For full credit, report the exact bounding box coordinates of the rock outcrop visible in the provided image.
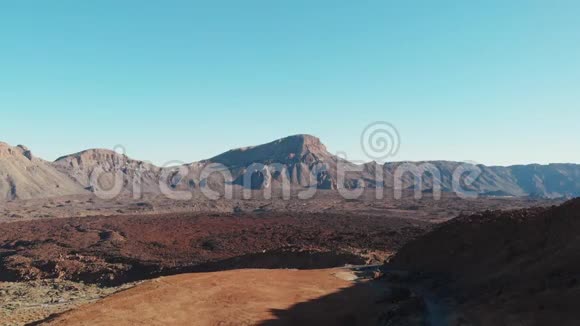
[0,142,87,201]
[53,149,162,196]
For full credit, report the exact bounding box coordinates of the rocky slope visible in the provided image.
[384,161,580,198]
[206,134,371,190]
[53,149,162,196]
[0,142,86,201]
[0,279,134,326]
[389,198,580,325]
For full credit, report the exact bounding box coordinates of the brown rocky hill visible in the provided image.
[50,135,374,196]
[53,149,162,196]
[0,142,86,201]
[206,134,373,190]
[389,198,580,325]
[210,134,331,167]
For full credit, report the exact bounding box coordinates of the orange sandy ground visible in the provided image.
[47,268,385,326]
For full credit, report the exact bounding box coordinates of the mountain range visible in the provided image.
[1,135,579,201]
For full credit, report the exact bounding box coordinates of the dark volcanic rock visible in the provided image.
[388,198,580,325]
[0,211,429,286]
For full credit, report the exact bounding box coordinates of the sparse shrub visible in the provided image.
[201,239,219,251]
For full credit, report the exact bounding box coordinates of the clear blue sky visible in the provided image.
[1,1,579,166]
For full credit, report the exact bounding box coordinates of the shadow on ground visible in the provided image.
[258,279,426,326]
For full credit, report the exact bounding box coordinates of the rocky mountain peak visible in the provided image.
[0,142,87,200]
[276,134,327,157]
[55,148,123,162]
[0,142,33,160]
[209,134,332,167]
[53,149,138,171]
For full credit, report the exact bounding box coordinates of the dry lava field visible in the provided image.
[0,211,428,286]
[0,194,564,325]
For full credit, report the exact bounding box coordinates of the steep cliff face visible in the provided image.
[0,142,87,201]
